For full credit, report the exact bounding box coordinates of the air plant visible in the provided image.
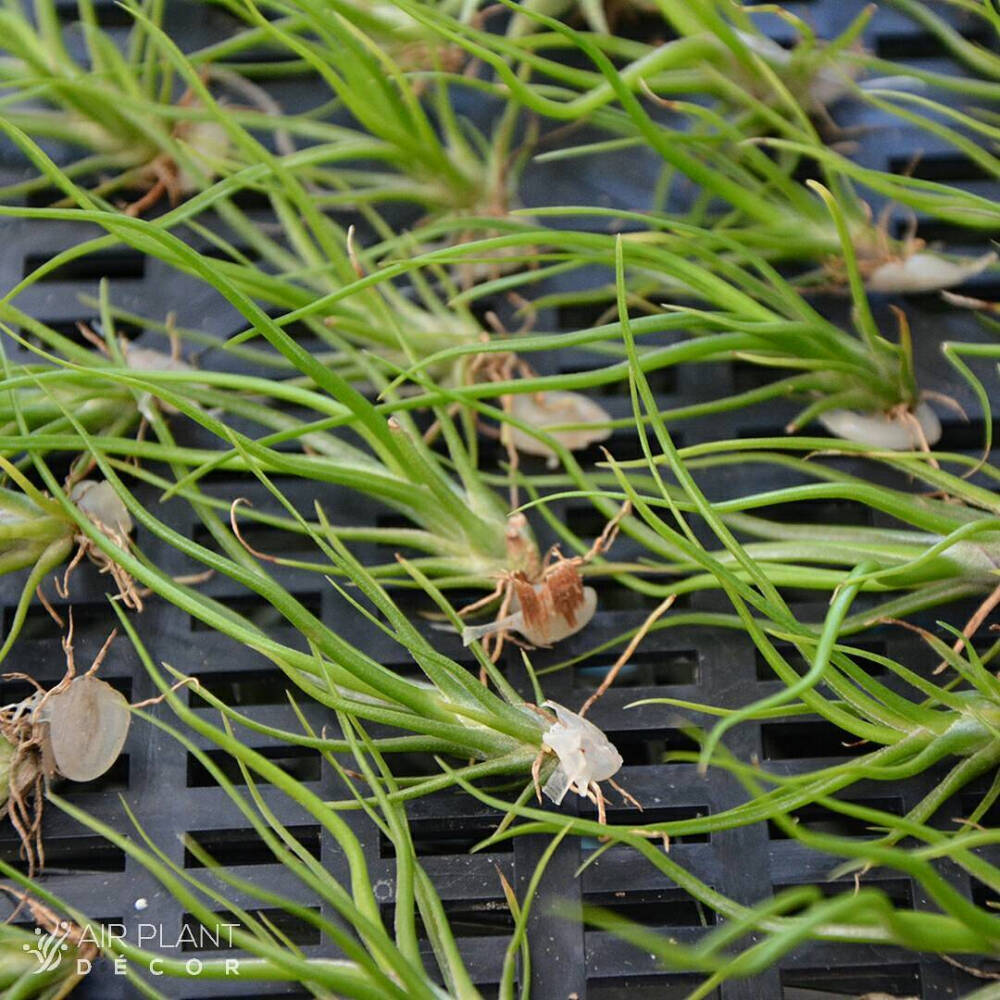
[511,248,998,676]
[0,609,499,998]
[542,436,1000,634]
[621,597,1000,865]
[3,382,551,771]
[0,474,75,605]
[201,0,530,228]
[0,454,148,664]
[0,119,644,656]
[562,272,1000,835]
[436,722,1000,999]
[0,0,302,213]
[405,0,871,118]
[516,0,868,110]
[0,21,529,396]
[0,232,516,592]
[432,346,1000,992]
[0,602,643,997]
[0,335,667,820]
[3,328,534,589]
[0,321,143,454]
[388,201,952,451]
[397,0,999,288]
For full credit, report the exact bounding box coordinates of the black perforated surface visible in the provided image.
[0,1,998,997]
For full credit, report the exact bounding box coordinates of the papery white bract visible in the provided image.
[44,676,131,783]
[866,251,996,294]
[540,701,623,805]
[819,401,941,450]
[507,391,612,468]
[70,480,133,536]
[122,342,195,418]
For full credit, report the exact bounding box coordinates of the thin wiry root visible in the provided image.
[485,583,515,665]
[531,749,545,804]
[942,291,1000,314]
[1,733,45,875]
[607,777,642,812]
[921,390,967,423]
[939,955,1000,981]
[578,593,675,718]
[57,532,142,613]
[879,607,1000,676]
[34,586,64,629]
[133,568,213,601]
[627,826,670,851]
[230,497,282,564]
[123,172,170,217]
[456,581,505,619]
[586,780,607,825]
[131,676,197,710]
[55,541,88,600]
[936,582,1000,675]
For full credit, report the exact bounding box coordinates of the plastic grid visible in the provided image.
[0,1,998,997]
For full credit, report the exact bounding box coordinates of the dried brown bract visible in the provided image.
[461,502,630,661]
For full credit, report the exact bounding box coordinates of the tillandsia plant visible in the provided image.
[1,348,657,819]
[506,0,868,110]
[398,0,999,289]
[624,596,1000,866]
[389,200,954,451]
[197,0,532,229]
[550,285,1000,828]
[0,304,189,448]
[1,316,534,590]
[575,763,1000,999]
[3,391,552,782]
[0,610,504,999]
[513,252,1000,668]
[545,435,1000,631]
[0,453,148,664]
[0,20,534,394]
[0,113,641,652]
[411,315,1000,989]
[0,606,647,998]
[0,0,300,213]
[415,680,1000,999]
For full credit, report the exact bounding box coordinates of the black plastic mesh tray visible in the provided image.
[1,1,998,997]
